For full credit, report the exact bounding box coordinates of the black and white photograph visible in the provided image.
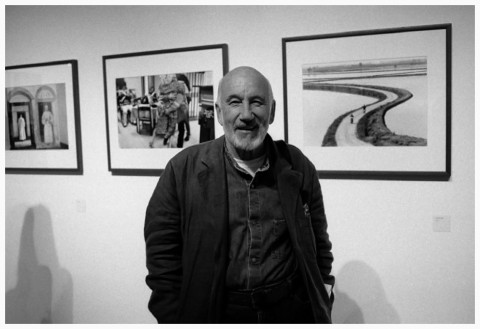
[115,71,215,149]
[6,83,69,150]
[303,56,428,147]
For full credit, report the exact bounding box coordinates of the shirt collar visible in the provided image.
[223,142,270,177]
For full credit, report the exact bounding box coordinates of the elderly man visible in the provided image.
[144,66,334,323]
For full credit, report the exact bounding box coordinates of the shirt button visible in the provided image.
[251,257,258,264]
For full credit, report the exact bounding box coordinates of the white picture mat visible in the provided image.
[5,63,79,169]
[105,48,225,171]
[285,29,447,173]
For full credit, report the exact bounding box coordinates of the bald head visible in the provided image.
[216,66,274,107]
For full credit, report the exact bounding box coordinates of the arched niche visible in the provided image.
[6,88,35,149]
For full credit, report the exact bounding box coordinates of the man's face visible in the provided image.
[216,68,275,158]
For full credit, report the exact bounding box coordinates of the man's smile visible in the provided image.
[235,125,257,131]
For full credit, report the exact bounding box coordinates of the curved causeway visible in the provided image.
[304,83,415,146]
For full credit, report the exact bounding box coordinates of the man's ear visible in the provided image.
[269,100,276,124]
[215,103,224,126]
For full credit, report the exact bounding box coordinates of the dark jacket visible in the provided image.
[145,135,334,323]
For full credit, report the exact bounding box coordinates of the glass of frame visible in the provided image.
[5,60,83,175]
[103,44,229,175]
[283,24,451,181]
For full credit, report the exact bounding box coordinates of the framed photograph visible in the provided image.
[283,24,451,181]
[103,44,229,175]
[5,60,83,175]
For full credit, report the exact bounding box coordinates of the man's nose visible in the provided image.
[239,102,254,120]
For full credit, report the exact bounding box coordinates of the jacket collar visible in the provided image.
[198,134,302,178]
[197,134,303,214]
[200,135,226,170]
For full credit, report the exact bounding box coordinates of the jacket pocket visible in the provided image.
[273,218,287,236]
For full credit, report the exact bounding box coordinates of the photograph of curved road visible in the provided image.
[303,57,428,147]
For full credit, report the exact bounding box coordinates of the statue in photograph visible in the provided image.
[18,114,26,141]
[41,109,54,144]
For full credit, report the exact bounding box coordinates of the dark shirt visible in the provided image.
[224,146,297,291]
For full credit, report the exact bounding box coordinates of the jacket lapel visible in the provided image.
[197,166,226,211]
[270,139,304,245]
[277,164,303,245]
[196,137,229,322]
[196,136,228,247]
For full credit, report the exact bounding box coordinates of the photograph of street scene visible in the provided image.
[116,70,214,149]
[302,56,428,147]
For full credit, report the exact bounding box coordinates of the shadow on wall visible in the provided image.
[332,260,401,324]
[6,205,74,324]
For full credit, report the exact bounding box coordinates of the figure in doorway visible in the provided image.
[18,114,26,141]
[42,109,54,144]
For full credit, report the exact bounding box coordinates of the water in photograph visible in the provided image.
[375,75,427,139]
[302,89,375,146]
[302,74,428,146]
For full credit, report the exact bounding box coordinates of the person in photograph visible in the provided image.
[117,86,136,127]
[174,81,189,148]
[150,74,189,148]
[176,73,192,143]
[149,93,177,148]
[144,66,334,324]
[198,104,215,143]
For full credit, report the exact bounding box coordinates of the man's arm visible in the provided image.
[144,162,183,323]
[305,160,335,289]
[164,93,185,115]
[284,142,335,291]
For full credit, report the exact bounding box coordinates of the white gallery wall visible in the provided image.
[4,5,475,324]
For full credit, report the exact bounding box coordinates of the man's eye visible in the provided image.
[229,100,241,106]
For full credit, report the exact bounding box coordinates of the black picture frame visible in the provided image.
[5,60,83,175]
[282,24,451,181]
[103,44,229,176]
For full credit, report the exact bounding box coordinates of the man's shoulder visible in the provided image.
[271,138,315,171]
[169,137,223,165]
[283,141,304,157]
[272,138,306,161]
